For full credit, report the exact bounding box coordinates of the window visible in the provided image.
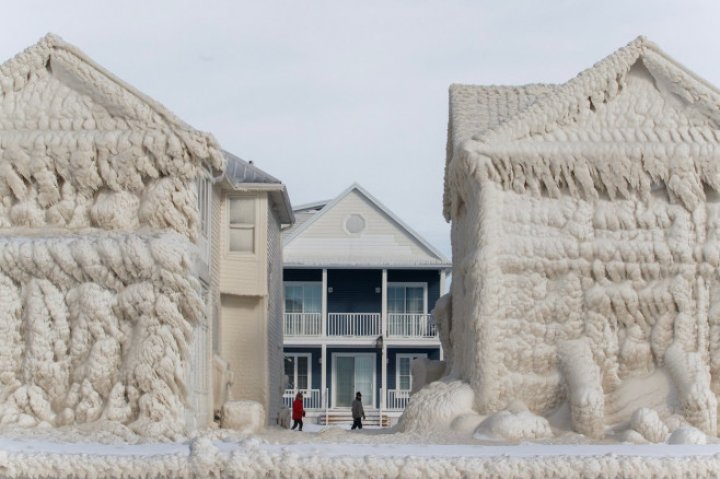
[228,196,255,253]
[284,282,322,314]
[388,283,427,314]
[284,353,311,391]
[396,353,427,391]
[196,176,211,241]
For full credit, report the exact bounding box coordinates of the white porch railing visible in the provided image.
[327,313,381,337]
[284,313,322,336]
[387,314,437,338]
[385,389,411,410]
[282,389,323,409]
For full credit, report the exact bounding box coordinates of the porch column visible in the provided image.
[321,269,328,338]
[321,344,327,408]
[439,269,446,295]
[381,269,388,410]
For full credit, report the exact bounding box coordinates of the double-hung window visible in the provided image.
[228,196,255,253]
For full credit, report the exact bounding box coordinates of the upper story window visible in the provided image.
[228,196,256,253]
[388,283,427,314]
[284,282,322,314]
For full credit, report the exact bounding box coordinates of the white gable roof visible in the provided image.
[445,36,720,218]
[283,184,450,268]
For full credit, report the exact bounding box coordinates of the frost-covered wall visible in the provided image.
[0,34,224,439]
[422,36,720,441]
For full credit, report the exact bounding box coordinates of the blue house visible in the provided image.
[281,184,451,424]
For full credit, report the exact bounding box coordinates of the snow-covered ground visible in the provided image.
[2,425,720,478]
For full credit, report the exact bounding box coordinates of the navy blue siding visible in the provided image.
[327,270,382,313]
[284,269,322,282]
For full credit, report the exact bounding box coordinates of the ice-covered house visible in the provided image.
[0,34,292,439]
[282,184,450,424]
[213,151,293,424]
[440,36,720,438]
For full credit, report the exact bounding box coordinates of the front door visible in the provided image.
[333,353,375,408]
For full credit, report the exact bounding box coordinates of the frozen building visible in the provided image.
[282,184,450,425]
[440,36,720,438]
[0,34,292,440]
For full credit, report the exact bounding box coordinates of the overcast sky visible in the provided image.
[2,1,719,258]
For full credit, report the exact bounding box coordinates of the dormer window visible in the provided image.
[229,196,256,253]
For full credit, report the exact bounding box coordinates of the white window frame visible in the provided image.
[283,281,322,314]
[396,353,427,392]
[331,352,376,409]
[285,353,312,392]
[227,195,257,255]
[387,282,428,314]
[195,173,212,261]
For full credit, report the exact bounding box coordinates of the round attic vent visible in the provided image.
[344,214,366,235]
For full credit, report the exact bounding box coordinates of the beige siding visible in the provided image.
[266,203,284,422]
[285,189,440,265]
[219,193,268,296]
[221,294,268,406]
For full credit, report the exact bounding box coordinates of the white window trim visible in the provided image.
[331,352,376,409]
[387,282,428,314]
[396,353,427,392]
[226,194,258,256]
[285,353,313,392]
[283,281,322,314]
[195,173,212,261]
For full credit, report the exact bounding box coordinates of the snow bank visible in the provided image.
[221,401,265,433]
[474,407,553,442]
[630,408,668,443]
[396,380,476,434]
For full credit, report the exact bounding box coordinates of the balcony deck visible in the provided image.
[283,312,438,340]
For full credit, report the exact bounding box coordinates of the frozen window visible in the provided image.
[196,176,211,240]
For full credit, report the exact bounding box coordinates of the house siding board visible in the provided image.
[219,193,267,296]
[285,189,443,267]
[266,199,284,422]
[284,269,322,282]
[327,269,382,313]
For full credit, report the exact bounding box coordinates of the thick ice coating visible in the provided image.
[403,36,720,441]
[0,34,224,439]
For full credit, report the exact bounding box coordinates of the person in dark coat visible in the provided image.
[291,392,305,431]
[351,391,365,430]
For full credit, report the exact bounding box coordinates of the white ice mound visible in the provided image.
[629,408,668,443]
[668,426,707,445]
[474,406,553,442]
[396,380,474,434]
[221,400,265,433]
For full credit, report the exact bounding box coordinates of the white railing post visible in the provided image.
[325,387,329,426]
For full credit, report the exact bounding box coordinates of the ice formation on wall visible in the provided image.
[401,36,720,442]
[0,34,224,439]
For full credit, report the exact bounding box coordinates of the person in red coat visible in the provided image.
[291,392,305,431]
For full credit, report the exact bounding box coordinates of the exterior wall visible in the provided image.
[220,294,267,405]
[284,269,322,282]
[219,192,268,296]
[266,200,284,422]
[285,189,440,266]
[327,270,383,313]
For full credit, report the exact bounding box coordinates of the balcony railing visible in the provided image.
[385,389,411,410]
[282,389,323,409]
[284,313,322,337]
[327,313,381,337]
[387,314,436,338]
[284,312,438,338]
